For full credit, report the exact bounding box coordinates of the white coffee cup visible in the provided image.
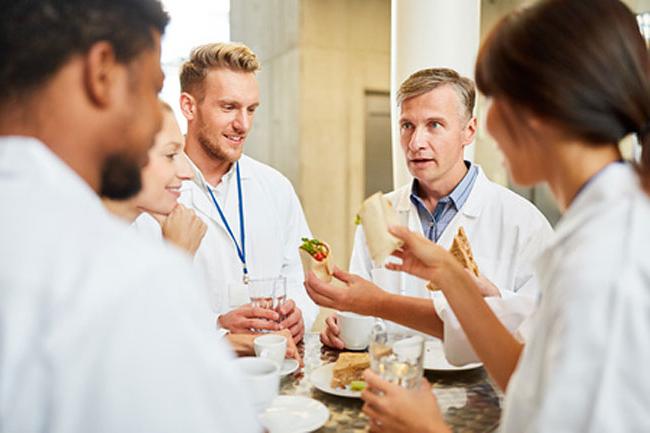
[254,334,287,368]
[236,357,280,412]
[336,311,375,350]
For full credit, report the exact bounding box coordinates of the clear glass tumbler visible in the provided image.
[369,320,425,389]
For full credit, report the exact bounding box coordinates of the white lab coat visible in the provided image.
[0,137,260,433]
[176,154,318,330]
[501,163,650,432]
[350,166,553,364]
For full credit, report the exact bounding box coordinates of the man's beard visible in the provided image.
[197,129,233,162]
[99,154,142,200]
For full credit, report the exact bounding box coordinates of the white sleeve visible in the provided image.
[435,218,552,366]
[503,258,650,433]
[81,255,261,433]
[281,186,319,331]
[349,225,373,279]
[433,293,537,365]
[131,212,163,239]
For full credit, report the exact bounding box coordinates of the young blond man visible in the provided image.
[176,43,318,342]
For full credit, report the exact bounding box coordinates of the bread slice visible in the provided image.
[449,227,479,277]
[330,352,370,389]
[427,226,479,291]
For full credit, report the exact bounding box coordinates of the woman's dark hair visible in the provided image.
[476,0,650,192]
[0,0,169,103]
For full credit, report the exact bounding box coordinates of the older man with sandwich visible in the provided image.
[307,68,552,365]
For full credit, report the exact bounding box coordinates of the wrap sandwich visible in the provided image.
[299,237,333,282]
[356,192,404,266]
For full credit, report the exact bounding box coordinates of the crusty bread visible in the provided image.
[427,226,479,291]
[330,352,370,389]
[449,227,479,277]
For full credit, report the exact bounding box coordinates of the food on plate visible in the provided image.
[299,237,333,282]
[349,380,367,391]
[357,192,404,265]
[330,352,370,389]
[427,226,479,291]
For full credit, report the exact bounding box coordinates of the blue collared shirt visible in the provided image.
[410,162,478,242]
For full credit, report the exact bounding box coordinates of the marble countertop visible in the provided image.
[280,333,502,432]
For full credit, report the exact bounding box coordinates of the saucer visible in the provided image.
[280,358,300,376]
[259,395,329,433]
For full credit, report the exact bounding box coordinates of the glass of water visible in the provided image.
[369,320,425,389]
[248,276,287,327]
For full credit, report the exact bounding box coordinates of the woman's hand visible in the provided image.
[468,271,501,297]
[158,204,207,255]
[361,369,451,433]
[386,225,459,287]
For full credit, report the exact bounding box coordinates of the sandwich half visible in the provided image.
[427,226,479,291]
[331,352,370,389]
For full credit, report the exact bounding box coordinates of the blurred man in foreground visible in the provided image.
[0,1,259,432]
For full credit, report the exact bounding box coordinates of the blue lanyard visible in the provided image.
[206,162,248,283]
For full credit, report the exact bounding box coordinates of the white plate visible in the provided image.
[259,395,329,433]
[423,339,482,371]
[281,359,300,376]
[309,363,362,398]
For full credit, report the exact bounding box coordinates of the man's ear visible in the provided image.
[180,92,197,121]
[83,41,121,108]
[462,116,478,146]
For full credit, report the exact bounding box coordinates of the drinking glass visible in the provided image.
[369,320,425,389]
[248,276,287,330]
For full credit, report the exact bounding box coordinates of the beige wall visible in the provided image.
[299,0,391,272]
[232,0,390,272]
[232,0,390,330]
[230,0,302,185]
[473,0,522,186]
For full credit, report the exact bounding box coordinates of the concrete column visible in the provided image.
[390,0,481,188]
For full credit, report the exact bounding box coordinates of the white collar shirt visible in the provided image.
[177,154,319,330]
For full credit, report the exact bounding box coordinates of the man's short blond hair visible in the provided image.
[180,42,260,99]
[397,68,476,121]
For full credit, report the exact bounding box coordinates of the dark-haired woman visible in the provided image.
[360,1,650,432]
